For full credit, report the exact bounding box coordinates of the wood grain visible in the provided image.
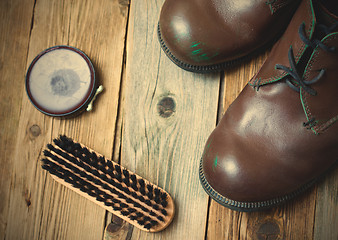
[1,0,337,239]
[314,166,338,240]
[0,0,35,238]
[119,0,220,239]
[3,0,129,239]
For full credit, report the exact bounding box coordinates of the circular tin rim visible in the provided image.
[25,45,96,117]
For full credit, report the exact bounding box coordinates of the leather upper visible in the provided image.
[201,0,338,203]
[159,0,300,66]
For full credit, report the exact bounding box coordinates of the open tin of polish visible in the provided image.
[26,45,103,117]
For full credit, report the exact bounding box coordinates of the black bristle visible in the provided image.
[138,179,145,188]
[111,198,121,204]
[161,200,168,208]
[93,178,102,185]
[109,188,118,195]
[82,147,90,156]
[41,164,49,170]
[79,170,86,177]
[157,216,164,222]
[74,151,82,158]
[114,182,123,190]
[85,191,96,197]
[106,160,114,170]
[131,192,138,199]
[91,169,100,177]
[154,196,161,204]
[133,202,141,208]
[59,135,69,142]
[108,170,115,184]
[83,164,92,172]
[137,220,145,226]
[115,173,122,182]
[128,208,136,213]
[140,188,146,195]
[99,173,108,182]
[153,204,159,210]
[102,193,111,200]
[98,164,106,172]
[86,174,94,181]
[117,193,126,199]
[122,178,130,186]
[104,201,114,207]
[140,206,149,212]
[122,187,131,195]
[93,188,101,195]
[131,183,138,191]
[64,176,72,184]
[143,216,151,222]
[90,152,98,160]
[122,169,129,178]
[161,192,168,200]
[150,220,158,226]
[144,223,152,229]
[74,143,81,150]
[146,185,153,193]
[115,165,121,174]
[136,212,143,218]
[119,203,128,208]
[80,186,89,193]
[54,172,65,178]
[146,191,153,200]
[41,158,49,164]
[149,211,156,217]
[65,145,72,153]
[98,156,106,165]
[113,206,122,211]
[138,196,145,202]
[129,215,137,221]
[130,174,137,183]
[161,209,168,216]
[43,149,51,156]
[121,211,129,216]
[154,188,160,196]
[145,200,152,207]
[96,196,105,202]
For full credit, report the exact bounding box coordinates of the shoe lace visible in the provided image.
[275,22,337,96]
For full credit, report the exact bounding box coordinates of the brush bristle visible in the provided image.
[41,135,174,232]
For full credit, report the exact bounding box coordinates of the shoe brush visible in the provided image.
[41,135,175,232]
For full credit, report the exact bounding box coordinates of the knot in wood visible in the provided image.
[256,220,280,240]
[157,97,176,118]
[29,124,41,137]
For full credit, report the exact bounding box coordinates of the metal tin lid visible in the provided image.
[26,45,99,117]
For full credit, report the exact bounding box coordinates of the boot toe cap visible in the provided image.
[158,0,231,66]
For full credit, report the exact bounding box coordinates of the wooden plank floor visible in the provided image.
[0,0,337,239]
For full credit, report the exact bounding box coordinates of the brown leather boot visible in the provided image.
[199,0,338,211]
[158,0,301,73]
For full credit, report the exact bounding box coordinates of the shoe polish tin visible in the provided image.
[25,45,102,117]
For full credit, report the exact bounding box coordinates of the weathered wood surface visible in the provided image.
[0,0,35,238]
[0,0,337,239]
[1,0,128,239]
[117,0,220,238]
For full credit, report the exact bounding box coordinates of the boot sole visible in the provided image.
[198,157,318,212]
[157,23,278,74]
